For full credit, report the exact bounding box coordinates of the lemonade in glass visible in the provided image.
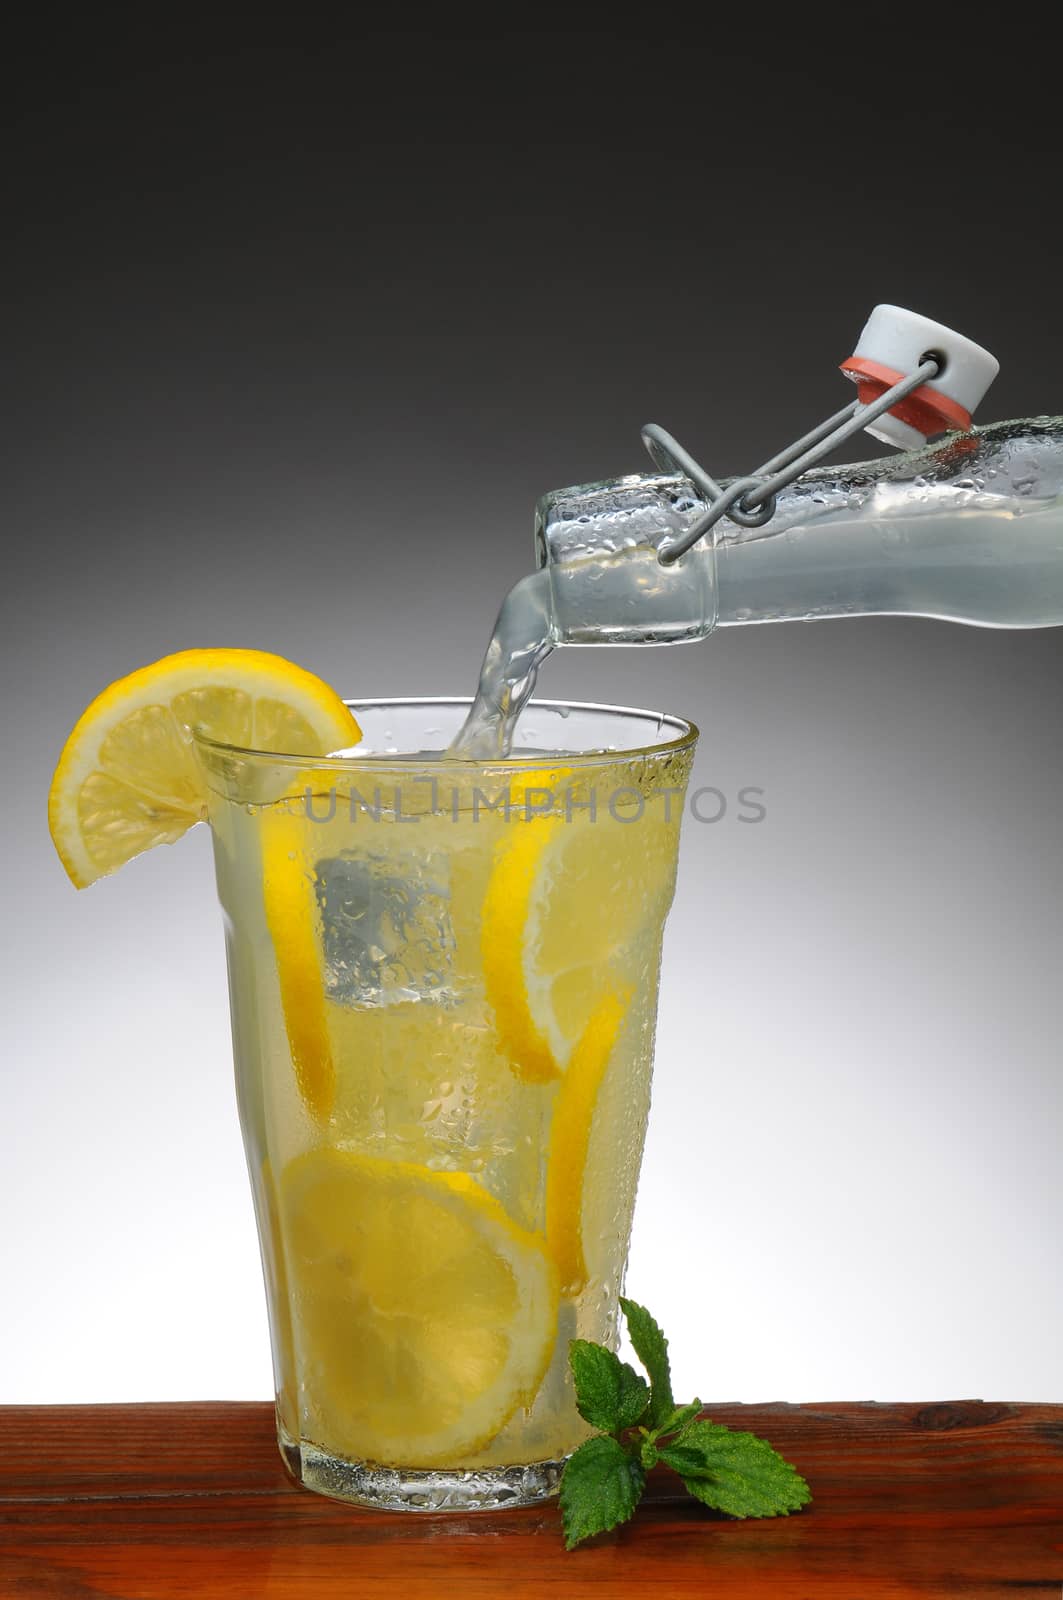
[195,697,696,1509]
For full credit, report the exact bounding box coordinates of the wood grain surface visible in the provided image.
[1,1399,1061,1597]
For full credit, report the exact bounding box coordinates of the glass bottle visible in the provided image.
[535,417,1063,643]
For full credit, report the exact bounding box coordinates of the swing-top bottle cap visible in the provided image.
[841,305,999,449]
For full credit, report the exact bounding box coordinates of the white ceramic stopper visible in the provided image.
[842,304,1000,448]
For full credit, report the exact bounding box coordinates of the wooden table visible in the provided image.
[1,1400,1060,1597]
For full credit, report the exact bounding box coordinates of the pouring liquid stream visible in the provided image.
[447,570,556,759]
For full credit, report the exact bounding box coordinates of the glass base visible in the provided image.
[279,1426,565,1511]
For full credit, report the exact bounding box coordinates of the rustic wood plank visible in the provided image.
[1,1400,1061,1598]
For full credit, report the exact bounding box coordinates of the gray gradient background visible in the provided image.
[5,23,1061,1405]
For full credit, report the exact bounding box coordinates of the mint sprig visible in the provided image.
[618,1295,673,1425]
[559,1298,812,1550]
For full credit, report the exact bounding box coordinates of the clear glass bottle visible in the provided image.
[534,417,1063,642]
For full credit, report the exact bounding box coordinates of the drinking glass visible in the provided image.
[195,698,697,1510]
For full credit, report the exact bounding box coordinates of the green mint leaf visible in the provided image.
[619,1297,673,1426]
[569,1340,651,1434]
[652,1399,703,1441]
[559,1435,646,1550]
[666,1423,812,1519]
[657,1441,717,1477]
[639,1436,659,1470]
[659,1418,730,1456]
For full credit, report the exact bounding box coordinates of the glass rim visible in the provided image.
[190,695,699,770]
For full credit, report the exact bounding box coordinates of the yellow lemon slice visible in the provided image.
[48,648,361,888]
[280,1147,559,1467]
[481,790,675,1292]
[545,986,631,1296]
[481,815,566,1084]
[481,801,676,1082]
[261,809,336,1124]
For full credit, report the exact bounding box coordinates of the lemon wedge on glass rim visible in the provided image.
[48,647,362,888]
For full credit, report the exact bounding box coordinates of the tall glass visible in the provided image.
[195,699,697,1511]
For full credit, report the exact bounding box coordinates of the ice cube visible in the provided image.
[314,851,455,1006]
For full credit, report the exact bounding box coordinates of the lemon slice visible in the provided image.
[481,804,676,1082]
[545,986,630,1296]
[280,1148,559,1467]
[261,810,335,1124]
[48,648,361,888]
